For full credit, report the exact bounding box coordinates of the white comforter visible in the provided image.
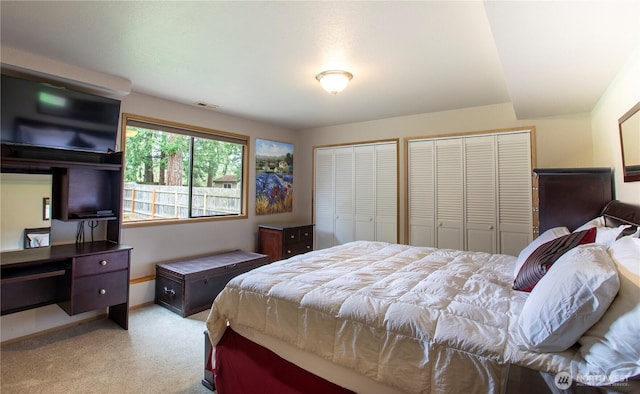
[206,241,578,393]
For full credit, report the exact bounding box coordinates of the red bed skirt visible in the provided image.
[209,327,355,394]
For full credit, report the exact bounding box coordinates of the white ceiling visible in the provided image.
[1,1,639,130]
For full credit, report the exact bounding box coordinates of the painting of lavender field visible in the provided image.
[256,139,293,215]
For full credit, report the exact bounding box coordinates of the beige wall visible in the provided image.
[591,44,640,204]
[298,103,594,243]
[0,174,52,251]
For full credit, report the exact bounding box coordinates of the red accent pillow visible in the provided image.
[513,227,596,292]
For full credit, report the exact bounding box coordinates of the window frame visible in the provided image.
[120,113,249,228]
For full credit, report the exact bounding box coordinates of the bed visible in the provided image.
[205,200,640,393]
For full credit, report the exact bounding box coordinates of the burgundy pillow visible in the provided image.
[513,227,596,292]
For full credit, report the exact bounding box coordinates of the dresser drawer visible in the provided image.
[283,228,300,242]
[283,226,314,244]
[74,250,129,277]
[298,226,313,242]
[284,242,313,258]
[71,270,129,314]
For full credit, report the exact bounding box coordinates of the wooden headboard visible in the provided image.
[535,168,614,233]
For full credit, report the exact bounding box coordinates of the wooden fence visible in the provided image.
[123,184,241,220]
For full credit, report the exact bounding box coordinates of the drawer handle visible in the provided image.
[100,260,108,266]
[290,235,295,239]
[99,289,106,295]
[306,245,311,249]
[304,232,309,236]
[287,250,292,254]
[163,287,175,296]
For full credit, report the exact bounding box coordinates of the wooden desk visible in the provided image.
[1,241,132,329]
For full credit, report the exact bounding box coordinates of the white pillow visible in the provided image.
[514,227,569,277]
[517,244,620,352]
[594,225,631,247]
[574,216,606,231]
[27,233,50,247]
[573,216,631,247]
[579,236,640,380]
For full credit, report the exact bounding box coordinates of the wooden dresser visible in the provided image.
[258,222,314,263]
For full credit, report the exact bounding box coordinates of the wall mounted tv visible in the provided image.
[1,73,121,154]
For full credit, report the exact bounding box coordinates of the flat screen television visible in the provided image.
[1,73,121,154]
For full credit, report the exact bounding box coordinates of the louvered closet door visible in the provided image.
[354,145,375,241]
[465,136,497,253]
[314,148,335,250]
[435,138,464,250]
[374,143,398,243]
[334,147,355,245]
[407,140,435,246]
[497,132,532,256]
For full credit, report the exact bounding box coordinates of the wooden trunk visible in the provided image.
[155,250,268,317]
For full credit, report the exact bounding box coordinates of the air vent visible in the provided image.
[194,102,219,110]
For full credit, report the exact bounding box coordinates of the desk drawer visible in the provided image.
[71,270,128,314]
[74,250,129,277]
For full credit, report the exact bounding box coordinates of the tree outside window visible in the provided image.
[122,114,248,224]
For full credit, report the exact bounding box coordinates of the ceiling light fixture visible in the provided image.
[316,70,353,94]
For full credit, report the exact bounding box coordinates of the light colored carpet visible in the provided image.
[1,304,215,394]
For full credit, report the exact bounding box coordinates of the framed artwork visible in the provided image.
[255,139,293,215]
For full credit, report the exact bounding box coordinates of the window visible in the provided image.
[122,114,248,224]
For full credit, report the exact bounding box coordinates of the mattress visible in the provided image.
[206,241,580,393]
